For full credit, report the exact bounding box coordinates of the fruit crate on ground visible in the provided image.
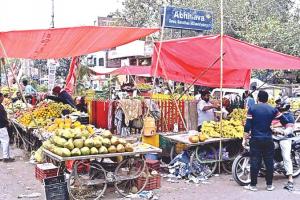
[137,175,161,191]
[146,159,160,171]
[35,163,58,182]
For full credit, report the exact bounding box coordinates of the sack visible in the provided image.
[132,117,144,129]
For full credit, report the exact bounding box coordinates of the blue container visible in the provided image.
[144,153,159,160]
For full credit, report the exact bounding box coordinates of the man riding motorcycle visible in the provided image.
[272,102,295,191]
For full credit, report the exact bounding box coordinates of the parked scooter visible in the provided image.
[232,134,300,186]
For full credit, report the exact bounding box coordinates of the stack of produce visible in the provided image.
[5,100,28,117]
[42,130,134,157]
[136,83,152,91]
[268,98,276,107]
[17,102,76,128]
[291,100,300,111]
[151,93,194,100]
[188,133,209,143]
[44,118,95,136]
[201,119,244,139]
[228,108,247,124]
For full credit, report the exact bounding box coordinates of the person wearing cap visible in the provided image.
[46,86,76,108]
[197,90,218,132]
[272,102,295,191]
[0,93,14,162]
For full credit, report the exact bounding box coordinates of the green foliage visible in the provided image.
[113,0,300,84]
[112,0,299,55]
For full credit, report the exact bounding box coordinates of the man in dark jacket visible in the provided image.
[46,86,76,108]
[0,93,14,162]
[243,90,288,191]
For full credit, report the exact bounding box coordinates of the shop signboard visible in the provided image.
[47,59,58,91]
[161,6,213,31]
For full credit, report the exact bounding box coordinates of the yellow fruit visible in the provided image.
[64,123,71,129]
[189,135,199,143]
[54,118,63,125]
[80,125,86,130]
[199,133,209,142]
[58,122,64,129]
[64,118,72,124]
[73,121,81,128]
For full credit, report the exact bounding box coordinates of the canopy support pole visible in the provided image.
[151,36,188,131]
[0,39,39,127]
[218,0,225,174]
[0,41,29,108]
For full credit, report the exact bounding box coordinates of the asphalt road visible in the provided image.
[0,147,299,200]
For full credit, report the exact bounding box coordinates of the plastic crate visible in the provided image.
[65,160,90,173]
[35,163,58,182]
[137,175,161,191]
[146,160,160,171]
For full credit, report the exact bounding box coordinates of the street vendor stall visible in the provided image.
[150,33,300,179]
[43,142,161,199]
[0,25,164,198]
[161,132,241,176]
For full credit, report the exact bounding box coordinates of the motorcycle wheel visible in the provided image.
[232,155,251,186]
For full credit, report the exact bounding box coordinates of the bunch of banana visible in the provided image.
[291,100,300,112]
[201,119,244,139]
[268,98,276,107]
[229,108,247,124]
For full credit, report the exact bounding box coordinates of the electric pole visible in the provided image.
[51,0,55,28]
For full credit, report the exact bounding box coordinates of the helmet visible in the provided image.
[279,103,291,112]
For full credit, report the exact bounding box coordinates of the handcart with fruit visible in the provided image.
[43,142,162,200]
[162,132,242,176]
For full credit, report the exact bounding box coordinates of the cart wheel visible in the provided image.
[170,144,191,162]
[57,162,66,175]
[68,161,107,200]
[170,145,176,161]
[190,145,218,177]
[114,157,148,197]
[221,161,232,174]
[222,142,243,174]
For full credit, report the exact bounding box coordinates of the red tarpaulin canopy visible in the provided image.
[152,35,300,88]
[111,66,151,76]
[89,66,151,76]
[0,26,159,59]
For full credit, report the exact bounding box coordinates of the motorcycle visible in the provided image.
[232,133,300,186]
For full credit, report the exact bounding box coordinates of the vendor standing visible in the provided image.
[0,93,14,162]
[197,90,219,132]
[46,86,76,108]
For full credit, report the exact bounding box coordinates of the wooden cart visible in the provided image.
[162,133,242,176]
[43,143,162,200]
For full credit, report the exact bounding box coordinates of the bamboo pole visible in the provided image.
[0,41,29,109]
[0,40,39,127]
[218,0,224,174]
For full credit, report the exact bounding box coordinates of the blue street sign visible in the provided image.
[161,6,213,31]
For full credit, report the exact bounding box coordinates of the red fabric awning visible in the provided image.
[151,34,300,88]
[89,66,151,76]
[89,67,117,75]
[111,66,151,76]
[0,26,159,59]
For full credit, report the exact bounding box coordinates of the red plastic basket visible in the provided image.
[35,163,58,182]
[137,175,161,191]
[146,160,160,171]
[65,160,90,173]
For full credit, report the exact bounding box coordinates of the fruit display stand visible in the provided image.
[42,143,162,199]
[161,132,242,176]
[11,119,43,151]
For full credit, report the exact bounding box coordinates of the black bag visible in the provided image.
[131,117,144,129]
